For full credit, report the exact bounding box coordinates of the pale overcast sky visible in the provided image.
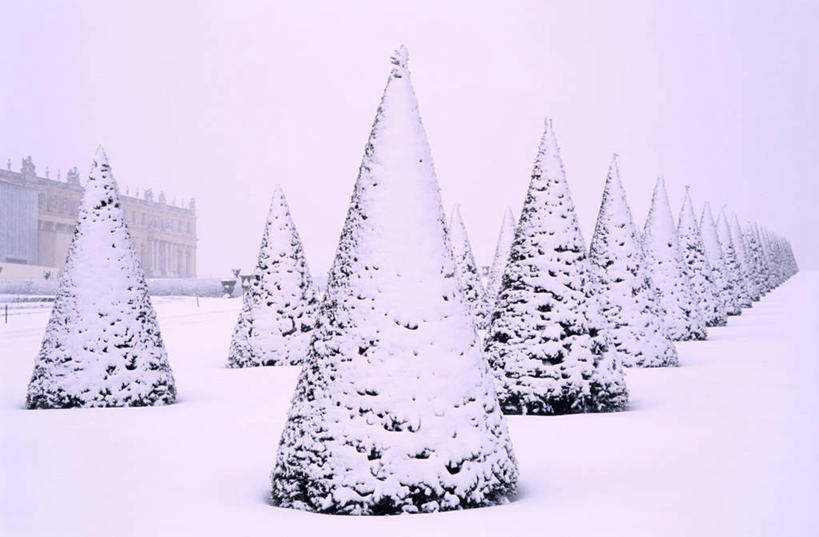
[1,0,817,276]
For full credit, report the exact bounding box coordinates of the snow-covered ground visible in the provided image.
[1,273,817,536]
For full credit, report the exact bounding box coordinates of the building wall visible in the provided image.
[0,180,39,265]
[0,158,197,278]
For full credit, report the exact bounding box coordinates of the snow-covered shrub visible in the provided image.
[227,187,318,367]
[271,47,518,515]
[588,156,678,367]
[642,178,707,341]
[449,204,488,329]
[742,222,770,296]
[484,120,628,415]
[483,208,515,320]
[730,213,761,302]
[716,208,752,309]
[700,203,741,315]
[677,188,726,327]
[26,147,176,409]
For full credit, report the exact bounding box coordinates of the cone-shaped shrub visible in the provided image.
[743,222,770,296]
[449,204,489,329]
[227,186,318,367]
[483,208,516,317]
[271,47,518,515]
[783,238,799,277]
[700,203,741,315]
[717,209,752,308]
[730,213,761,302]
[642,178,707,341]
[759,227,781,290]
[484,120,628,415]
[677,188,726,327]
[26,147,176,409]
[588,156,678,367]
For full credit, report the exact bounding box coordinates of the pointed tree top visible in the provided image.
[268,184,293,221]
[390,45,409,77]
[450,202,463,222]
[94,145,108,165]
[504,205,515,225]
[532,117,567,183]
[644,176,678,249]
[680,186,695,218]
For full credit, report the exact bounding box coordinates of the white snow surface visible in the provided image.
[2,273,817,536]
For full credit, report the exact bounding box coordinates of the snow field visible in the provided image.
[2,272,817,536]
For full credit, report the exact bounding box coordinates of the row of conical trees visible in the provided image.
[25,48,797,516]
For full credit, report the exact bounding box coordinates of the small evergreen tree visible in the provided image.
[227,186,318,367]
[677,188,725,326]
[26,147,176,409]
[484,120,628,415]
[700,202,740,315]
[642,178,707,341]
[588,155,678,367]
[784,238,799,277]
[716,209,752,308]
[730,213,761,302]
[271,47,518,515]
[449,204,489,329]
[483,207,516,318]
[743,222,770,296]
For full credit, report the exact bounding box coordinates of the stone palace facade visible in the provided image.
[0,156,197,278]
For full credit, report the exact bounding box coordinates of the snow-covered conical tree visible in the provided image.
[730,213,761,302]
[227,186,318,367]
[743,222,770,296]
[484,120,628,415]
[483,207,516,317]
[271,47,518,515]
[449,204,489,329]
[677,188,726,327]
[717,208,752,308]
[784,238,799,277]
[700,203,741,316]
[759,227,781,290]
[642,178,707,341]
[588,155,677,368]
[26,147,176,409]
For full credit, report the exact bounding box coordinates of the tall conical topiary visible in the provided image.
[759,226,781,290]
[700,202,741,315]
[677,188,726,327]
[271,47,518,515]
[227,186,318,367]
[449,204,489,329]
[743,222,770,296]
[588,155,678,367]
[26,147,176,409]
[716,208,751,308]
[783,238,798,278]
[730,213,761,302]
[483,207,516,317]
[642,178,707,341]
[484,120,628,415]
